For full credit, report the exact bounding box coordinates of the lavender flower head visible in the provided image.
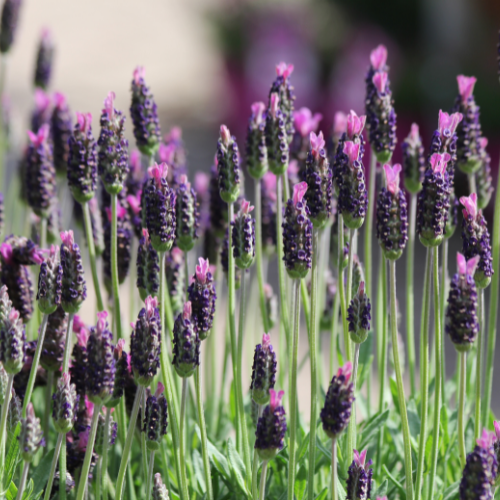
[131,296,161,386]
[0,307,25,374]
[445,253,479,352]
[137,228,160,301]
[20,403,44,462]
[265,92,289,176]
[52,372,78,434]
[94,410,117,455]
[143,382,168,451]
[376,163,408,260]
[37,244,62,314]
[40,305,66,372]
[153,474,170,500]
[328,111,347,163]
[320,361,354,440]
[416,153,451,247]
[60,230,87,313]
[70,318,89,398]
[291,107,322,171]
[246,102,268,179]
[25,124,57,217]
[68,112,97,203]
[402,123,425,194]
[130,66,161,156]
[452,75,482,174]
[0,0,22,53]
[232,199,255,269]
[268,62,295,144]
[250,333,277,406]
[31,88,52,132]
[460,193,493,289]
[34,28,54,90]
[217,125,241,203]
[172,301,200,378]
[282,182,313,279]
[476,137,493,210]
[303,131,333,229]
[459,429,498,500]
[255,389,287,461]
[429,110,463,166]
[166,247,185,317]
[175,174,200,251]
[2,235,43,266]
[346,449,373,500]
[98,91,129,194]
[187,257,216,340]
[105,338,129,408]
[348,282,371,344]
[494,422,500,482]
[51,92,72,177]
[144,162,176,253]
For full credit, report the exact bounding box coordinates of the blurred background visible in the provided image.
[3,0,500,413]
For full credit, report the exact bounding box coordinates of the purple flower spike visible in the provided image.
[265,92,289,176]
[261,173,277,255]
[255,388,287,461]
[70,318,89,399]
[60,230,87,313]
[294,108,322,139]
[98,91,129,195]
[175,174,200,252]
[20,403,44,462]
[346,449,373,500]
[37,244,62,314]
[476,137,493,210]
[268,61,295,145]
[34,28,54,90]
[172,301,200,378]
[153,474,169,500]
[136,229,160,302]
[52,372,78,434]
[250,333,277,406]
[208,162,228,238]
[94,409,117,455]
[0,306,25,374]
[2,235,43,266]
[31,89,52,132]
[51,92,72,177]
[25,123,57,218]
[321,361,354,440]
[246,102,268,180]
[370,45,387,71]
[232,199,255,269]
[402,123,425,194]
[40,305,66,372]
[105,338,129,408]
[460,193,493,289]
[131,296,161,386]
[0,0,22,53]
[217,125,241,203]
[348,282,371,343]
[142,382,168,451]
[68,111,97,203]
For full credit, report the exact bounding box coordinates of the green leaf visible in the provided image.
[407,400,421,439]
[372,479,388,498]
[30,449,55,500]
[314,487,328,500]
[389,378,400,416]
[192,449,205,494]
[296,432,310,464]
[382,465,406,499]
[336,334,344,368]
[442,480,459,500]
[195,427,231,480]
[3,423,21,488]
[5,481,17,500]
[358,409,390,451]
[336,475,346,499]
[294,464,307,500]
[22,478,34,500]
[226,438,249,497]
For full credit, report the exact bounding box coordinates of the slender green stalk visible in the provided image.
[287,280,300,500]
[62,314,75,374]
[329,287,340,377]
[428,248,442,500]
[22,313,49,416]
[468,173,476,195]
[482,159,500,428]
[96,458,102,500]
[83,201,104,312]
[414,248,432,500]
[195,366,213,500]
[44,433,64,500]
[43,371,54,445]
[389,259,413,500]
[101,407,111,500]
[458,352,467,468]
[59,437,67,500]
[180,378,188,495]
[145,451,155,500]
[475,290,484,440]
[115,386,144,500]
[406,194,417,396]
[111,194,122,341]
[346,343,361,471]
[346,229,356,305]
[337,214,352,364]
[0,373,14,482]
[365,151,376,303]
[252,404,263,500]
[255,179,270,332]
[440,239,448,400]
[331,439,337,500]
[14,462,29,500]
[259,461,269,500]
[141,390,149,477]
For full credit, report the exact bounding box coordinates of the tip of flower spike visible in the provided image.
[61,372,71,385]
[262,333,271,348]
[337,361,352,383]
[269,93,279,120]
[0,243,13,264]
[53,92,67,109]
[76,327,90,346]
[26,402,35,418]
[251,102,266,125]
[148,162,168,186]
[459,193,478,219]
[27,124,50,147]
[457,253,480,277]
[358,281,365,296]
[73,315,86,333]
[179,174,190,188]
[310,131,325,158]
[276,62,294,79]
[479,136,488,150]
[294,108,322,138]
[438,110,463,138]
[0,285,8,298]
[31,247,44,265]
[126,194,141,215]
[346,110,366,138]
[457,75,477,102]
[76,112,92,134]
[165,126,182,143]
[373,71,388,94]
[115,339,125,357]
[429,153,451,176]
[171,247,183,264]
[96,311,108,333]
[333,111,347,136]
[130,149,141,172]
[494,421,500,439]
[103,91,116,119]
[196,258,210,284]
[343,141,360,166]
[194,172,209,196]
[34,88,51,111]
[60,230,74,247]
[410,123,419,141]
[353,449,368,467]
[269,389,284,411]
[370,44,387,71]
[293,182,308,206]
[155,382,165,397]
[383,163,401,195]
[476,428,495,449]
[133,66,145,84]
[183,301,192,320]
[240,199,254,215]
[145,296,159,318]
[262,172,277,192]
[8,308,19,323]
[141,228,150,242]
[77,429,90,452]
[220,125,231,147]
[158,143,175,164]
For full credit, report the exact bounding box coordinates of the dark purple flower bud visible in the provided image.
[153,474,170,500]
[460,193,493,289]
[33,28,54,90]
[0,306,25,375]
[7,388,21,433]
[265,93,289,176]
[143,382,168,451]
[217,125,241,203]
[494,422,500,477]
[402,123,425,194]
[220,228,242,290]
[320,361,354,439]
[105,339,129,408]
[144,162,176,253]
[282,182,313,279]
[172,302,200,378]
[255,388,287,461]
[166,247,185,317]
[98,91,129,195]
[130,67,161,156]
[85,311,115,404]
[20,403,44,462]
[25,124,57,218]
[13,340,42,400]
[52,372,78,434]
[37,245,62,314]
[94,410,117,455]
[131,296,161,386]
[417,153,451,247]
[250,333,276,406]
[0,0,22,53]
[60,231,87,313]
[459,429,498,500]
[327,111,347,165]
[30,89,52,132]
[268,62,295,144]
[348,282,371,344]
[194,172,210,237]
[346,449,374,500]
[187,258,216,340]
[67,111,97,203]
[264,284,278,330]
[40,305,66,372]
[175,174,199,252]
[126,150,145,197]
[209,163,228,238]
[246,102,268,180]
[137,229,159,302]
[2,235,43,266]
[0,284,11,327]
[70,319,89,399]
[261,173,277,255]
[232,199,255,269]
[476,137,493,210]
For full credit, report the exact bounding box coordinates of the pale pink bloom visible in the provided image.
[195,257,210,284]
[27,124,50,147]
[383,163,402,195]
[370,45,387,71]
[459,192,478,220]
[457,75,476,102]
[276,62,294,79]
[347,110,366,139]
[269,388,285,411]
[293,182,308,206]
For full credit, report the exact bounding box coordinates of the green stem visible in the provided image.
[331,439,337,500]
[22,313,49,416]
[252,405,263,500]
[0,373,14,483]
[364,150,376,302]
[180,378,188,495]
[337,214,352,364]
[145,451,155,500]
[389,259,413,500]
[329,286,340,378]
[406,193,417,396]
[83,201,105,312]
[458,352,467,468]
[43,371,53,445]
[62,313,75,374]
[59,437,67,500]
[195,366,213,500]
[427,248,442,500]
[43,433,64,500]
[346,343,360,470]
[440,239,448,400]
[96,457,102,500]
[255,179,270,332]
[101,407,110,500]
[414,248,432,500]
[468,173,476,195]
[474,289,484,440]
[115,386,144,500]
[346,229,356,303]
[259,461,268,500]
[141,390,149,477]
[14,461,29,500]
[111,193,122,341]
[287,280,300,500]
